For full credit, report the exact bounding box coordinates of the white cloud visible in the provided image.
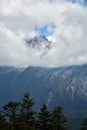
[0,0,87,67]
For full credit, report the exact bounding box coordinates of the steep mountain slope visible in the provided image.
[0,64,87,113]
[68,110,87,130]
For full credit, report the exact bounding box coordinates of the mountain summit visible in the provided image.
[25,36,54,57]
[25,36,53,50]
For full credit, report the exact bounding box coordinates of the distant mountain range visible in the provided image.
[0,64,87,113]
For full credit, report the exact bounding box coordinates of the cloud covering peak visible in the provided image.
[0,0,87,67]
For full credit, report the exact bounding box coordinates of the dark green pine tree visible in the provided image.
[3,101,20,130]
[37,104,51,130]
[81,118,87,130]
[0,111,9,130]
[20,92,36,129]
[50,106,68,130]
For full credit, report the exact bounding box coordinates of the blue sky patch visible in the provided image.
[34,24,56,37]
[67,0,87,6]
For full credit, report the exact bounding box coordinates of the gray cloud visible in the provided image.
[0,0,87,67]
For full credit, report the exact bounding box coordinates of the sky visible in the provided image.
[0,0,87,68]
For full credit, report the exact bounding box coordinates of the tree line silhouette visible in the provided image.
[0,92,87,130]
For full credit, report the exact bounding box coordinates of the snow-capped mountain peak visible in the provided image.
[25,36,54,57]
[25,36,53,50]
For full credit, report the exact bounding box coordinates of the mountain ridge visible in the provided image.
[0,64,87,112]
